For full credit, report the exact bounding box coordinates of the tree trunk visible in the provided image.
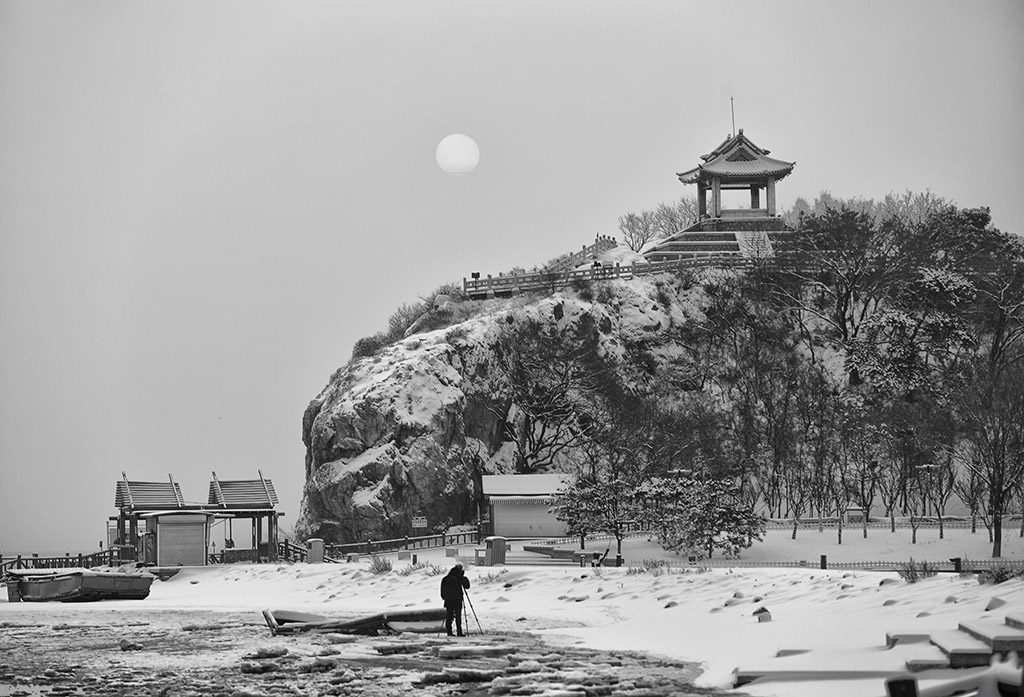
[992,511,1003,558]
[890,511,896,533]
[938,512,944,540]
[791,518,799,540]
[837,522,843,545]
[971,514,977,534]
[862,517,868,539]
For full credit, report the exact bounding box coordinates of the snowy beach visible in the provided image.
[3,528,1022,697]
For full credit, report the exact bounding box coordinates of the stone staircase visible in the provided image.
[887,612,1024,670]
[734,613,1024,690]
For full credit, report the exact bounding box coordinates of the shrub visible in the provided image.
[569,276,594,301]
[368,555,393,574]
[423,563,447,576]
[897,558,937,583]
[476,569,509,585]
[977,565,1024,585]
[351,332,388,359]
[626,558,672,575]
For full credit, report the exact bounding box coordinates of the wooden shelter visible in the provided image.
[111,470,283,566]
[207,470,281,563]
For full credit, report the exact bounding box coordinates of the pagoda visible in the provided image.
[644,129,795,262]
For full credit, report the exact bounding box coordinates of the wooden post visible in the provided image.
[766,177,777,216]
[712,178,721,217]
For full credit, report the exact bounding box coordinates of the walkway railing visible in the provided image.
[277,530,481,563]
[1,547,138,575]
[542,235,620,274]
[463,254,751,298]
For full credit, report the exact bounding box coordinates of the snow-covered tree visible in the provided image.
[643,476,765,559]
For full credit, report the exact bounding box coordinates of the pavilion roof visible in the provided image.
[677,130,794,184]
[207,470,279,509]
[114,472,186,511]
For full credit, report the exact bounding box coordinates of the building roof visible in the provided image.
[481,473,569,497]
[207,470,279,509]
[677,130,794,184]
[114,473,186,511]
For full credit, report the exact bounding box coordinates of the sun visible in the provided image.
[436,134,480,176]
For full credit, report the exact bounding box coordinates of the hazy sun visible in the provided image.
[436,134,480,176]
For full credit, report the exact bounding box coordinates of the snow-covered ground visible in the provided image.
[3,527,1021,697]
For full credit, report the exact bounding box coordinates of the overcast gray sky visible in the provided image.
[2,1,1022,554]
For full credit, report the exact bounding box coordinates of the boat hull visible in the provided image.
[7,569,154,602]
[263,607,447,635]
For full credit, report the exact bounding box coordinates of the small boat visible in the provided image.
[5,568,154,602]
[262,607,447,636]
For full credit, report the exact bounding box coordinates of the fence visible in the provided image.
[277,530,481,563]
[663,557,1024,573]
[0,547,138,575]
[463,254,753,298]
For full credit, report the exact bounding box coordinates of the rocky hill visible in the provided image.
[295,269,715,544]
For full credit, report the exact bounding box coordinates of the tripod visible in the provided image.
[463,588,483,635]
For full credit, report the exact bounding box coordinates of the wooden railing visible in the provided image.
[463,254,752,298]
[1,547,138,575]
[277,530,481,563]
[542,235,619,274]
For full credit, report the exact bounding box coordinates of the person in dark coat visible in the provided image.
[440,564,471,636]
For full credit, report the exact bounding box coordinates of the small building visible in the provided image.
[481,473,569,538]
[645,129,795,263]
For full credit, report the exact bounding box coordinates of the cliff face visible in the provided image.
[295,274,709,544]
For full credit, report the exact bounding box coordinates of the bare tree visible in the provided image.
[954,360,1024,557]
[618,210,657,252]
[462,315,604,473]
[652,196,699,239]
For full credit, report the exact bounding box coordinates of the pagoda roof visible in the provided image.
[677,129,794,184]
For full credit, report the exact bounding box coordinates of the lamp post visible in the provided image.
[915,464,937,517]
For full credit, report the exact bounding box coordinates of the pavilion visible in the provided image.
[644,129,795,262]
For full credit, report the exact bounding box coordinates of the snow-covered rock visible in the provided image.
[296,274,713,544]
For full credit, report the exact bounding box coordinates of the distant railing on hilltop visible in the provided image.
[542,235,620,274]
[463,253,752,298]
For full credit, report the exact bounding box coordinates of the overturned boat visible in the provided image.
[5,568,154,602]
[262,607,447,636]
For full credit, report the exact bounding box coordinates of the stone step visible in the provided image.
[929,629,994,668]
[1006,613,1024,631]
[905,654,950,672]
[959,618,1024,653]
[886,630,935,648]
[734,644,945,687]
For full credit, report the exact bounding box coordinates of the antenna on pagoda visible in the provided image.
[730,97,736,138]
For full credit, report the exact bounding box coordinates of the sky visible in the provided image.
[2,1,1022,554]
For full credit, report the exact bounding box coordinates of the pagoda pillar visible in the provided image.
[712,177,721,217]
[750,185,760,210]
[697,182,707,219]
[766,177,777,216]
